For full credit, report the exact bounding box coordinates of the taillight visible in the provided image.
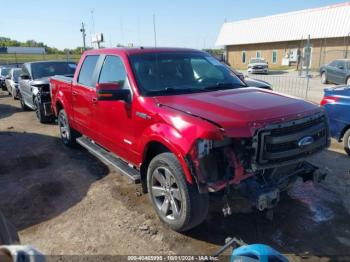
[320,96,339,106]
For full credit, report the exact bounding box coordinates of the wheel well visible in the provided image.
[140,141,170,193]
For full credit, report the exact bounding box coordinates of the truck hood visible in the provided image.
[31,77,50,86]
[156,88,320,137]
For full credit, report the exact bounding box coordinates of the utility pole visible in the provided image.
[153,14,157,47]
[80,22,87,51]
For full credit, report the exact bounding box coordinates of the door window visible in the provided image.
[336,61,346,70]
[21,65,30,79]
[78,55,99,87]
[98,55,130,89]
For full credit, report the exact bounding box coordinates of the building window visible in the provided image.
[256,51,261,58]
[242,51,246,64]
[272,50,278,64]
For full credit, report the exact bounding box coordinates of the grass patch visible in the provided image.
[0,54,81,64]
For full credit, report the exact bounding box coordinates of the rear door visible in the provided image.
[72,55,100,140]
[334,60,347,84]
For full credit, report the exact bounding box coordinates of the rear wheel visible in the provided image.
[147,153,208,232]
[343,129,350,156]
[58,109,80,147]
[321,72,328,84]
[19,91,30,111]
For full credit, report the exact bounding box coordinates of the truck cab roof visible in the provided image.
[84,47,204,56]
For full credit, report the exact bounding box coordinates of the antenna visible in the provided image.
[153,14,157,47]
[91,10,95,33]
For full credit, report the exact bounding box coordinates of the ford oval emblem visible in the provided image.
[298,136,314,148]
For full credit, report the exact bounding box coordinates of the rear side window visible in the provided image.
[98,55,130,89]
[78,55,99,87]
[329,60,338,67]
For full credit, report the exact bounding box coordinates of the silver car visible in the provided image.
[5,68,21,99]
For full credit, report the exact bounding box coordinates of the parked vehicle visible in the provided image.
[18,60,77,123]
[5,68,22,99]
[0,67,11,91]
[321,86,350,155]
[320,59,350,85]
[51,48,329,232]
[248,58,269,74]
[231,68,272,90]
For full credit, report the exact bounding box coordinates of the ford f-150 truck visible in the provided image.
[50,48,330,232]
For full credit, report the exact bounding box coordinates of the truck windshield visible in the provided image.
[129,52,245,96]
[31,62,77,79]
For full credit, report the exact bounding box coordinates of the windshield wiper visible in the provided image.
[203,82,245,91]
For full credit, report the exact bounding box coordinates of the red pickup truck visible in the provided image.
[50,48,329,231]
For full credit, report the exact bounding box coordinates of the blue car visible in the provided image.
[321,86,350,155]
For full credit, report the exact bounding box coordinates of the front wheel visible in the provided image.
[147,153,209,232]
[343,129,350,156]
[34,97,52,124]
[58,109,80,147]
[19,91,30,111]
[346,77,350,86]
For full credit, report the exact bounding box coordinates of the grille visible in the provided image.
[254,113,329,167]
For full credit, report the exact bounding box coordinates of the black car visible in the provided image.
[231,68,272,90]
[320,59,350,85]
[18,61,77,123]
[0,67,12,91]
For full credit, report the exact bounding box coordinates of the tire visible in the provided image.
[18,91,30,111]
[321,72,328,84]
[34,97,52,124]
[343,129,350,156]
[147,153,209,232]
[58,109,80,147]
[346,77,350,86]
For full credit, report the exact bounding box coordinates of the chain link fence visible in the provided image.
[248,74,311,99]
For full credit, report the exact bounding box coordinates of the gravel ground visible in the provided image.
[0,90,350,261]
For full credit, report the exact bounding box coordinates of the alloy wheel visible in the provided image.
[58,112,70,141]
[151,167,182,220]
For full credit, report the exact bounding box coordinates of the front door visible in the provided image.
[94,55,138,163]
[72,55,100,141]
[19,65,33,107]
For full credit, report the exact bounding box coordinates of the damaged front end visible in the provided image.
[186,111,330,212]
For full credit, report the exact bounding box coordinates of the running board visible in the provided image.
[76,136,141,183]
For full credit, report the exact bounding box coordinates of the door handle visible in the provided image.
[92,98,98,104]
[72,91,78,96]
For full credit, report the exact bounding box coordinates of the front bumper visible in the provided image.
[248,68,269,74]
[237,161,327,211]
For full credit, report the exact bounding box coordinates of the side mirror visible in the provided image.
[20,74,30,80]
[96,82,131,102]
